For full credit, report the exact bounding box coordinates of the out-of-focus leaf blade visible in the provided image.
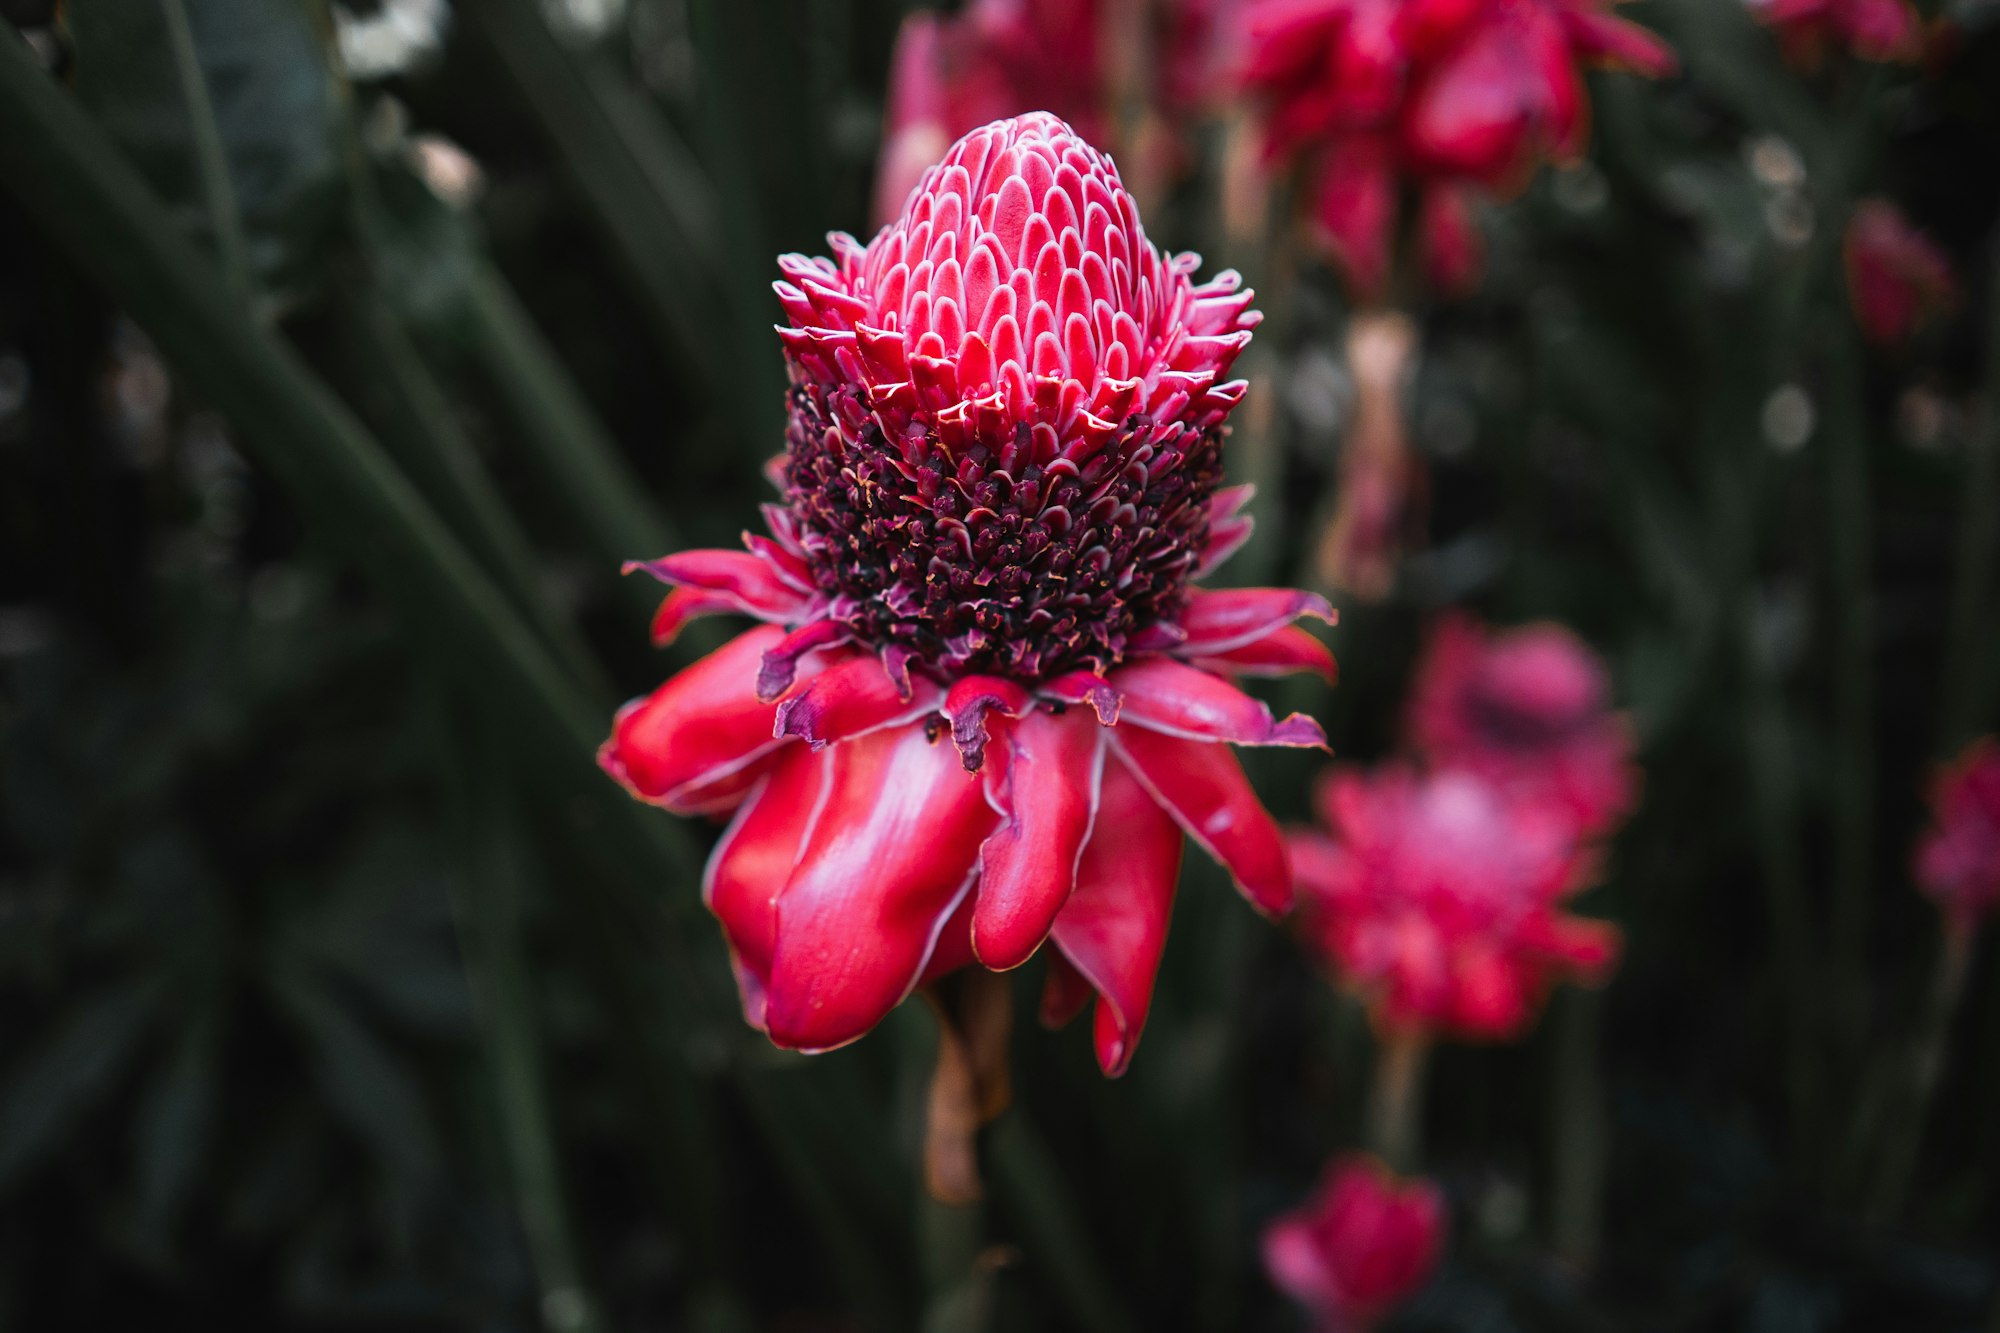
[0,978,163,1189]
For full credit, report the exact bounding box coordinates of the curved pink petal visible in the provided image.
[774,651,940,748]
[1173,587,1337,657]
[1039,949,1096,1028]
[1039,670,1123,723]
[704,745,829,1030]
[1110,724,1293,914]
[1195,484,1257,578]
[756,618,849,701]
[1192,624,1339,682]
[625,547,813,625]
[1111,657,1328,748]
[973,707,1106,970]
[649,586,741,647]
[1560,6,1678,76]
[944,675,1031,771]
[1048,758,1184,1076]
[600,626,790,812]
[763,723,998,1052]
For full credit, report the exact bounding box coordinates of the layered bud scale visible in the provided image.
[603,115,1337,1074]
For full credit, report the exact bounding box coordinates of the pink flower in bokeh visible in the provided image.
[1914,738,2000,937]
[1263,1154,1445,1330]
[1749,0,1922,65]
[605,115,1338,1075]
[1406,612,1638,840]
[1846,200,1955,345]
[1240,0,1674,298]
[875,0,1111,227]
[1290,763,1620,1040]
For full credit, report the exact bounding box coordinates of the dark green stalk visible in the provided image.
[1871,924,1977,1219]
[160,0,251,306]
[987,1112,1136,1333]
[1940,250,2000,748]
[331,286,608,695]
[458,261,676,616]
[446,728,606,1333]
[1365,1028,1430,1173]
[1823,324,1876,1012]
[455,0,725,383]
[1548,989,1608,1271]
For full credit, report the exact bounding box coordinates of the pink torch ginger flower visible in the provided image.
[1240,0,1674,298]
[1846,200,1955,346]
[1749,0,1922,64]
[1290,763,1619,1040]
[604,114,1337,1075]
[1914,739,2000,938]
[1263,1154,1445,1330]
[1406,612,1638,840]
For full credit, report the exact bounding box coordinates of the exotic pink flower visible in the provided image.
[1914,738,2000,937]
[1263,1154,1445,1331]
[1290,763,1619,1040]
[1846,200,1955,345]
[605,115,1337,1075]
[1240,0,1674,298]
[1406,612,1637,839]
[1749,0,1922,64]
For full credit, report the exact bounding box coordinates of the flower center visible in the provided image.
[784,381,1222,683]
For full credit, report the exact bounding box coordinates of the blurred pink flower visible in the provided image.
[1846,199,1955,345]
[608,115,1336,1073]
[1750,0,1922,64]
[1914,738,2000,937]
[1406,612,1638,839]
[1291,763,1620,1040]
[1240,0,1674,298]
[1263,1154,1445,1329]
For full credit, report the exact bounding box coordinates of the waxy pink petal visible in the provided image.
[762,724,998,1052]
[1048,758,1184,1076]
[944,675,1032,771]
[1112,657,1329,748]
[774,652,941,748]
[1173,587,1337,657]
[1194,624,1339,681]
[1111,724,1294,914]
[973,708,1106,970]
[704,745,829,1029]
[600,626,789,812]
[625,547,813,625]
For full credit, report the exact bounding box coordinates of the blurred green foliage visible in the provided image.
[0,0,1996,1329]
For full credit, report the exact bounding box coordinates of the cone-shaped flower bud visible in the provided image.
[1846,199,1955,346]
[1914,738,2000,937]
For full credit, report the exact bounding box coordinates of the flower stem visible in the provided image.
[1823,325,1876,1011]
[1940,248,2000,748]
[1549,989,1608,1271]
[1367,1028,1432,1172]
[1871,922,1978,1220]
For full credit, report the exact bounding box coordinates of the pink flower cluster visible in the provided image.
[1914,738,2000,938]
[1845,199,1956,346]
[1749,0,1923,65]
[1239,0,1675,299]
[1290,613,1636,1041]
[1263,1155,1445,1330]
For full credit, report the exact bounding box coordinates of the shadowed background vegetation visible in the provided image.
[0,0,1996,1329]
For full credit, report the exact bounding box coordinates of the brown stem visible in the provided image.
[1367,1027,1432,1173]
[1318,309,1421,601]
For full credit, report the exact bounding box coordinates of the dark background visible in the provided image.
[0,0,1996,1329]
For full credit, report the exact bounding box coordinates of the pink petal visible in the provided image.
[1195,484,1257,577]
[648,586,740,647]
[762,723,998,1052]
[704,745,828,1029]
[944,674,1031,771]
[601,626,789,812]
[774,651,940,748]
[1561,7,1679,76]
[1173,587,1337,657]
[1038,949,1096,1028]
[624,547,813,624]
[973,708,1106,970]
[1193,624,1340,682]
[1048,757,1184,1076]
[1110,725,1293,915]
[756,618,849,701]
[1039,670,1123,723]
[1110,657,1328,748]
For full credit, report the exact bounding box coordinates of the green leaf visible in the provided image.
[65,0,344,307]
[0,977,164,1190]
